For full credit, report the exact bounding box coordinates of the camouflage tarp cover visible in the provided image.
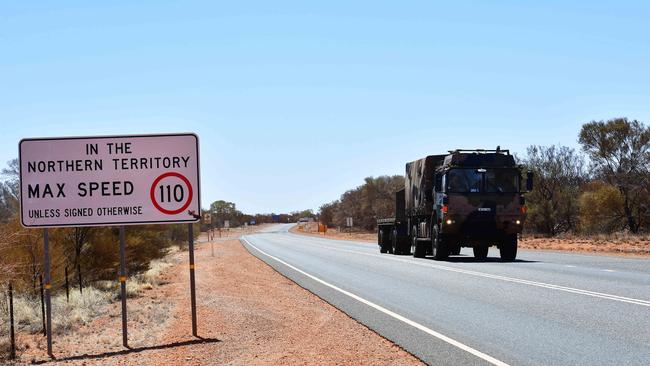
[405,155,446,213]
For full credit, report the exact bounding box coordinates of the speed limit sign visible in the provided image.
[19,133,201,227]
[150,172,194,215]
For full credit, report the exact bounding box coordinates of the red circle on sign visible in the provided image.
[150,172,193,215]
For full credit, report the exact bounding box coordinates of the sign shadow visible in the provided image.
[31,337,221,364]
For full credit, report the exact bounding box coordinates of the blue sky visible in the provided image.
[1,1,649,213]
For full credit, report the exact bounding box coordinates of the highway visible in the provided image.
[241,224,650,366]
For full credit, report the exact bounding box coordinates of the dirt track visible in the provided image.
[15,235,422,365]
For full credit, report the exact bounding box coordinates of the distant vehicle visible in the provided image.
[377,148,533,261]
[298,217,313,223]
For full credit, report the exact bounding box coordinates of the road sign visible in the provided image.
[19,133,201,227]
[223,220,230,229]
[346,217,353,227]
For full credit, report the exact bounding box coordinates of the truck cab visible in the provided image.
[433,150,532,260]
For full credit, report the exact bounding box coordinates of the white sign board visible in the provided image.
[346,217,353,227]
[19,133,201,227]
[223,220,230,229]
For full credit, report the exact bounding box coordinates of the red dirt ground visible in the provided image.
[12,234,423,366]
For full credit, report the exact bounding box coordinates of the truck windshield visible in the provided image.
[485,169,519,193]
[446,169,482,193]
[446,168,519,193]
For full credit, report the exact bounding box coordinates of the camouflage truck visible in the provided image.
[377,148,533,261]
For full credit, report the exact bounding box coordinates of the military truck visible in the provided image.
[377,148,532,261]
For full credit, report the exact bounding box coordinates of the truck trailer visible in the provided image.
[377,148,533,261]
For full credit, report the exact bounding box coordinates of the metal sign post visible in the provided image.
[43,229,53,358]
[119,226,129,348]
[188,223,198,337]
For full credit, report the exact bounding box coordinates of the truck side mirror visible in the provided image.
[526,171,534,192]
[435,175,442,192]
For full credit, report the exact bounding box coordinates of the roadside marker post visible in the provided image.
[64,266,69,302]
[18,133,202,358]
[78,263,83,295]
[39,274,45,336]
[8,283,16,360]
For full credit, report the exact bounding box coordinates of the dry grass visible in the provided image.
[0,248,178,350]
[0,286,10,361]
[51,287,112,334]
[0,285,112,348]
[0,245,182,362]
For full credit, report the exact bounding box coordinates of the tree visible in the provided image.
[0,159,19,222]
[523,145,587,236]
[319,201,337,227]
[322,175,404,231]
[579,118,650,233]
[63,227,94,292]
[579,181,626,234]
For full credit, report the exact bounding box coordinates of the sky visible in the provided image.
[1,1,649,214]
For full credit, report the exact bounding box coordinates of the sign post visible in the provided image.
[19,133,201,357]
[188,223,198,337]
[119,226,128,348]
[43,229,53,358]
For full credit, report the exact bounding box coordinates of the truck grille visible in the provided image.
[460,211,498,236]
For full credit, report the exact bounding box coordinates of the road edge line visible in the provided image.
[241,236,510,366]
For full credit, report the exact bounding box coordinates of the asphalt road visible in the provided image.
[241,225,650,366]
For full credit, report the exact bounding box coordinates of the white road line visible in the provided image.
[242,237,509,366]
[603,269,616,272]
[269,235,650,307]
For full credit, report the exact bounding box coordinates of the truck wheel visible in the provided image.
[379,229,387,253]
[391,228,400,255]
[443,234,459,256]
[432,226,449,260]
[473,246,489,261]
[411,225,426,258]
[500,234,518,262]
